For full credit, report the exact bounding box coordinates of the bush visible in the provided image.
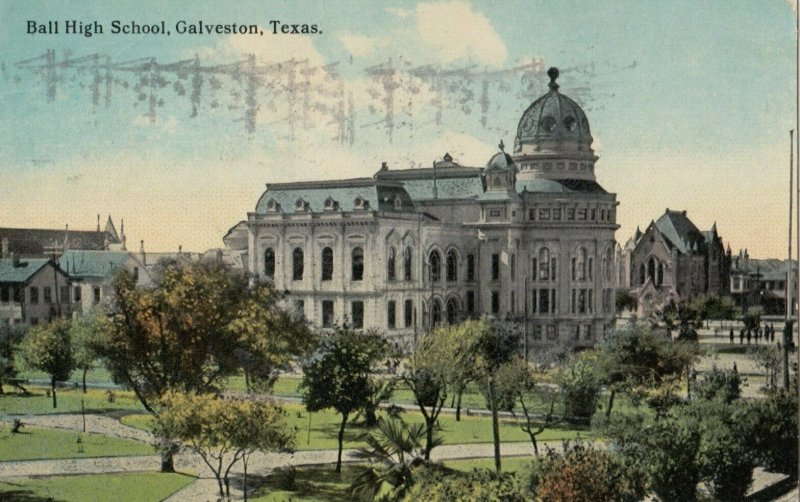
[749,389,798,475]
[558,352,601,424]
[530,442,645,502]
[404,466,530,502]
[694,366,741,403]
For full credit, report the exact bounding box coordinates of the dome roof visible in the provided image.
[486,141,514,170]
[514,67,592,151]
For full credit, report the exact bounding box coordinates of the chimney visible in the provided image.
[121,219,127,251]
[139,240,146,266]
[97,214,100,232]
[11,252,19,267]
[1,238,7,258]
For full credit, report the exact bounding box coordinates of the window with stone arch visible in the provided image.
[403,246,413,281]
[264,247,275,279]
[432,299,443,328]
[539,248,551,280]
[446,297,459,325]
[292,247,304,280]
[352,247,364,281]
[657,262,664,286]
[446,249,458,282]
[387,247,396,281]
[321,247,333,281]
[639,263,646,285]
[429,249,442,282]
[647,257,656,284]
[572,247,587,281]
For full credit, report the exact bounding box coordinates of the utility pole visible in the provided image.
[785,129,793,390]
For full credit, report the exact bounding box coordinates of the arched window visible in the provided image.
[429,250,442,282]
[446,250,458,282]
[539,248,550,280]
[264,248,275,279]
[292,248,304,280]
[387,247,396,281]
[639,264,646,285]
[352,247,364,281]
[588,258,594,281]
[605,248,614,281]
[574,248,587,281]
[404,246,413,281]
[647,257,656,283]
[446,298,458,325]
[657,263,664,286]
[321,247,333,281]
[432,299,443,328]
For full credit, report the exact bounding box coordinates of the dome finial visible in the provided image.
[498,139,505,152]
[547,67,560,91]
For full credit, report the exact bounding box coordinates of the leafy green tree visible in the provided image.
[658,299,702,341]
[70,314,101,393]
[742,306,763,331]
[155,391,293,500]
[530,442,646,502]
[753,345,781,390]
[749,389,798,475]
[94,261,309,472]
[558,351,601,425]
[19,319,75,408]
[300,327,390,473]
[693,366,741,404]
[615,290,639,315]
[0,325,26,395]
[351,417,439,501]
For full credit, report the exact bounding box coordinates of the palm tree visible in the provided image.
[350,417,442,501]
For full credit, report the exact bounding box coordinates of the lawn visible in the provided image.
[0,472,194,501]
[0,425,154,461]
[0,386,145,416]
[122,402,592,452]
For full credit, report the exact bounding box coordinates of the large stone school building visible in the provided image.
[225,68,619,349]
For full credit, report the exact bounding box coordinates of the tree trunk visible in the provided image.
[161,445,175,472]
[51,377,57,409]
[82,367,88,394]
[605,388,616,420]
[488,375,501,473]
[336,412,348,473]
[425,417,434,460]
[243,456,249,502]
[455,389,463,422]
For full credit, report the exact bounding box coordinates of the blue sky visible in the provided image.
[0,0,796,258]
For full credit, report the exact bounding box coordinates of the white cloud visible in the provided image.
[414,1,507,67]
[221,27,327,67]
[339,32,390,58]
[789,0,797,14]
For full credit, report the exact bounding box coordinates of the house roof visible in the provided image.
[58,250,133,279]
[0,227,119,258]
[255,178,416,213]
[0,258,51,283]
[653,210,707,255]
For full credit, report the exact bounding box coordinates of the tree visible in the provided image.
[658,299,702,341]
[558,351,601,425]
[753,345,781,390]
[350,417,439,501]
[405,465,531,502]
[19,319,75,408]
[0,324,26,395]
[94,261,310,472]
[300,327,390,473]
[692,366,741,404]
[749,388,798,475]
[742,306,763,331]
[70,314,100,393]
[530,442,646,502]
[615,290,639,315]
[155,391,293,500]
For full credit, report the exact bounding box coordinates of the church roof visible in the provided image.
[654,210,707,254]
[0,226,119,258]
[255,178,416,213]
[0,258,52,283]
[374,165,485,202]
[58,250,134,279]
[516,179,607,194]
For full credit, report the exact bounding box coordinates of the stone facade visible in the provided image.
[228,68,619,349]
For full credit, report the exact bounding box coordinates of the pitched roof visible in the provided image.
[0,227,119,258]
[58,250,134,279]
[255,178,416,213]
[516,179,608,194]
[0,258,51,283]
[654,210,707,254]
[375,166,485,202]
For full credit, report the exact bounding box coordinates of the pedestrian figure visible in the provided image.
[729,328,734,344]
[733,361,738,374]
[740,329,745,344]
[746,330,752,344]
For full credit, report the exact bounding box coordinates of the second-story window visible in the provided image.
[491,254,500,280]
[352,247,364,281]
[321,247,333,281]
[403,247,413,281]
[387,247,396,281]
[429,250,442,282]
[466,254,475,281]
[264,248,275,279]
[292,248,304,280]
[446,250,457,282]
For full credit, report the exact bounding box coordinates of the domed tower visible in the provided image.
[513,67,597,183]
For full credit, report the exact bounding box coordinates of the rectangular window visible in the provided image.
[538,208,551,220]
[74,286,82,303]
[510,254,515,280]
[0,286,8,303]
[322,300,334,328]
[491,254,500,280]
[467,255,475,281]
[491,291,500,314]
[404,299,413,328]
[590,209,596,220]
[529,209,535,220]
[30,287,39,305]
[551,258,557,281]
[588,290,593,314]
[553,208,562,220]
[510,291,515,314]
[93,287,101,305]
[585,325,594,341]
[387,301,396,329]
[538,288,550,314]
[571,289,576,314]
[489,209,501,218]
[466,291,475,313]
[546,325,558,341]
[43,287,52,304]
[567,208,575,220]
[578,209,588,220]
[352,301,364,329]
[60,286,69,304]
[13,287,21,303]
[532,325,542,341]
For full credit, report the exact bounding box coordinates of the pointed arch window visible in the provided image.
[446,250,458,282]
[429,250,442,282]
[432,299,443,328]
[264,248,275,279]
[639,264,646,285]
[446,298,458,325]
[352,247,364,281]
[387,247,396,281]
[657,262,664,286]
[647,257,656,284]
[404,246,413,281]
[321,247,333,281]
[292,248,304,280]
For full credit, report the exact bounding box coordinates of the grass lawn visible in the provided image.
[250,465,359,502]
[443,456,534,473]
[0,386,145,416]
[0,472,194,501]
[123,402,592,452]
[0,425,154,461]
[17,365,116,387]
